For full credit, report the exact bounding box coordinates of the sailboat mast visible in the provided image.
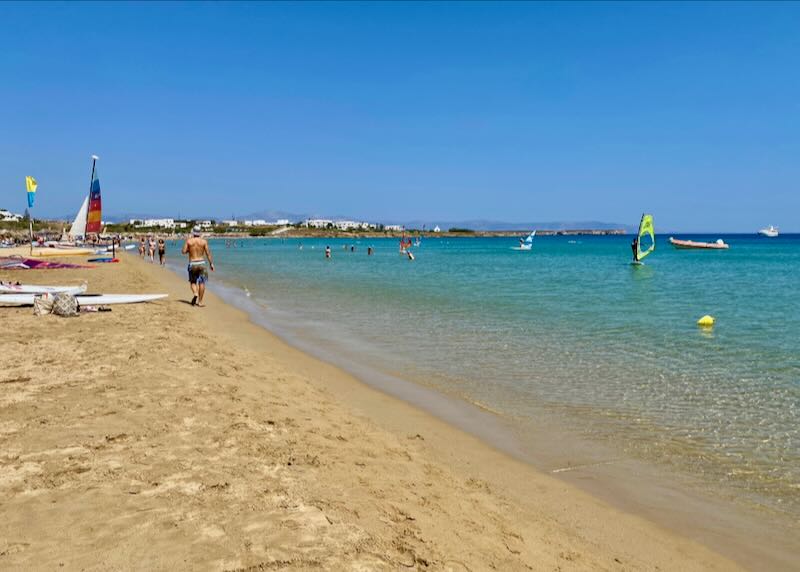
[86,156,97,237]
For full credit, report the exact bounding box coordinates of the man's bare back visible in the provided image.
[183,236,214,263]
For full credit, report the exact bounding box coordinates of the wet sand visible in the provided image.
[1,255,743,570]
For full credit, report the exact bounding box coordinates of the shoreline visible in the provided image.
[0,254,790,569]
[162,253,798,570]
[174,251,799,571]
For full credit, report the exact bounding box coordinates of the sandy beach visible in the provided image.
[0,255,744,570]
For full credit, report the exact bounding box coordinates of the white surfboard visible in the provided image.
[0,293,167,306]
[0,283,87,295]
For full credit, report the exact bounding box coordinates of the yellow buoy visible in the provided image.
[697,315,715,327]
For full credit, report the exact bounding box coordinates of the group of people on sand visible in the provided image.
[130,230,215,307]
[134,230,215,307]
[138,236,167,265]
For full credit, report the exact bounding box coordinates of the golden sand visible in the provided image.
[0,255,740,570]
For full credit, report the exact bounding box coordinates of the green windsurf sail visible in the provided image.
[636,213,655,261]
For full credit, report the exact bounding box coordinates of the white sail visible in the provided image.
[524,230,536,244]
[69,195,89,239]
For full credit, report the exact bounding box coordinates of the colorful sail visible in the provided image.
[636,214,655,261]
[26,176,37,208]
[86,157,102,234]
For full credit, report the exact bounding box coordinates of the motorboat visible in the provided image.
[758,225,779,238]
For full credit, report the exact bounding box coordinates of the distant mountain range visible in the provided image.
[396,219,634,232]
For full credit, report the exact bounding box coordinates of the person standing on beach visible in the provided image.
[148,237,156,262]
[182,230,215,307]
[157,238,166,266]
[139,237,146,258]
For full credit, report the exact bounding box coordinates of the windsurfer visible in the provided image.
[631,236,639,262]
[182,230,215,307]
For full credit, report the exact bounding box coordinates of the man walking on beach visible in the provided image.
[182,229,215,307]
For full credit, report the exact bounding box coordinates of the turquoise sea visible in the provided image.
[178,234,799,520]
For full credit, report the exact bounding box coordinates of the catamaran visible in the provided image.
[66,155,102,243]
[512,230,536,251]
[631,214,655,265]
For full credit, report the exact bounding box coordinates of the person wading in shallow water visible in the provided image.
[182,229,215,307]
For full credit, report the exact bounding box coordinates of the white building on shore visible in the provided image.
[0,209,23,222]
[433,225,441,233]
[130,218,182,229]
[303,218,334,228]
[385,224,404,232]
[334,220,376,231]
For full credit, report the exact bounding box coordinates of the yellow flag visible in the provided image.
[26,176,37,208]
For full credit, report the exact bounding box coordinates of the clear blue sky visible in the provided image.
[1,1,798,231]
